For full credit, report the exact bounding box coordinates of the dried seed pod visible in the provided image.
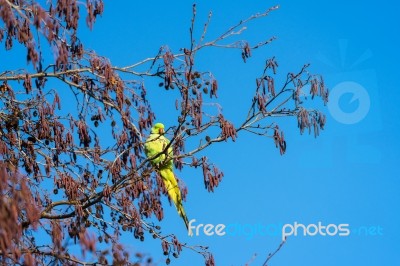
[210,80,218,98]
[0,83,9,92]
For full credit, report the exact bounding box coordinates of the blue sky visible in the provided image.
[2,0,400,265]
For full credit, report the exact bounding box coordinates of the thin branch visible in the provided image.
[263,239,287,266]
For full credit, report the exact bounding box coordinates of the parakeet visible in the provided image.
[144,123,192,236]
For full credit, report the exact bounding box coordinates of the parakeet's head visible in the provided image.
[151,123,165,134]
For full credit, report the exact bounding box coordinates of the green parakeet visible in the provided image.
[144,123,192,236]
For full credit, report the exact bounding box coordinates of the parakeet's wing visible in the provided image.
[144,133,169,166]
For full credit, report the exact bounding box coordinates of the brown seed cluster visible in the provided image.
[206,254,216,266]
[202,157,224,192]
[297,109,326,137]
[310,77,329,105]
[219,114,237,141]
[0,0,104,69]
[0,163,40,265]
[273,126,286,155]
[242,42,252,63]
[163,51,176,89]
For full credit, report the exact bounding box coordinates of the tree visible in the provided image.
[0,1,328,265]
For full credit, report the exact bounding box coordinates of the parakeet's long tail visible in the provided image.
[159,168,193,236]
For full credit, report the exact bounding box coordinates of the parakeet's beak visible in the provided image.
[159,128,164,134]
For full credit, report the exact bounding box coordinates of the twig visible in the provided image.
[262,239,287,266]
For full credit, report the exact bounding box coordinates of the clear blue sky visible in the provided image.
[2,1,400,265]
